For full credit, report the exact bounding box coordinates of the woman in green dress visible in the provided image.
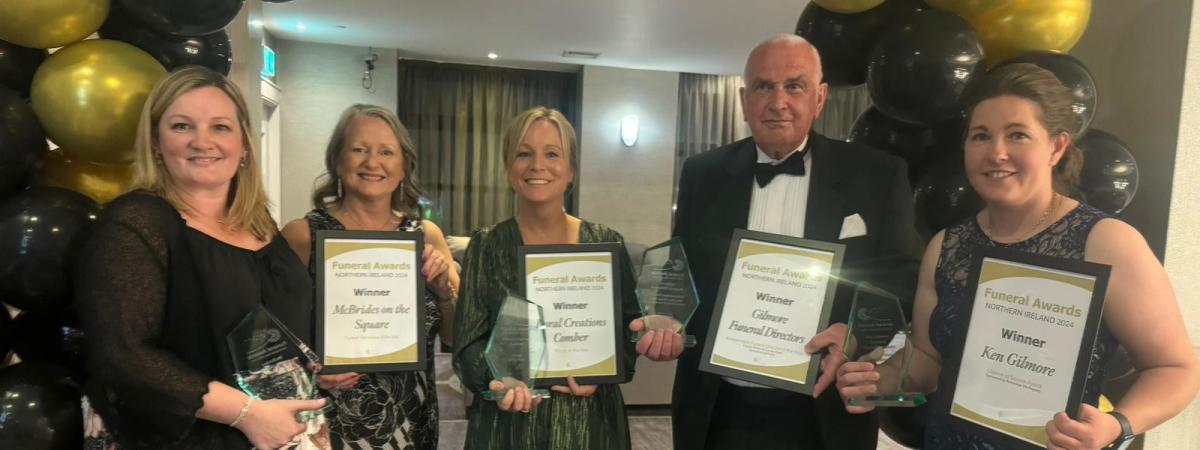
[453,106,640,449]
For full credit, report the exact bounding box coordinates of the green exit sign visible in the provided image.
[261,45,276,78]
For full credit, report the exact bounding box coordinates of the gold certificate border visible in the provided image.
[981,259,1096,293]
[535,355,618,378]
[711,354,810,384]
[525,254,613,275]
[326,343,418,365]
[737,240,834,264]
[952,403,1049,446]
[324,241,416,261]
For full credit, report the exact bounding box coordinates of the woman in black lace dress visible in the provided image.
[833,64,1199,449]
[282,104,458,450]
[77,66,328,449]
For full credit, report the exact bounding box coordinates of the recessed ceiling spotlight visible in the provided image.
[249,19,263,28]
[296,23,306,30]
[562,50,600,59]
[487,52,499,60]
[336,24,347,29]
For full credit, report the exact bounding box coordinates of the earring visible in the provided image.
[239,158,246,168]
[337,179,343,198]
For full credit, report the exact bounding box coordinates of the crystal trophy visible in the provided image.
[633,238,700,347]
[843,283,927,407]
[482,292,549,400]
[227,305,333,426]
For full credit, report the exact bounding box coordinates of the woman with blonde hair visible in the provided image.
[453,106,640,449]
[77,65,326,449]
[282,103,458,449]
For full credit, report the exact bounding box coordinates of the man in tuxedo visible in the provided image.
[648,34,921,450]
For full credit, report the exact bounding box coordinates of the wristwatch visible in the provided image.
[1108,411,1135,450]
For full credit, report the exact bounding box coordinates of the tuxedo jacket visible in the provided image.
[671,133,921,449]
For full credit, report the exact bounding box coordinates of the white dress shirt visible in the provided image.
[724,138,812,388]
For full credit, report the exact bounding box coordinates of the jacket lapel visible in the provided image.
[804,133,846,242]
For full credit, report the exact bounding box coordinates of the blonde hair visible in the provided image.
[311,104,423,217]
[501,106,578,178]
[130,65,276,241]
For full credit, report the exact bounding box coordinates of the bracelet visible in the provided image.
[229,397,254,428]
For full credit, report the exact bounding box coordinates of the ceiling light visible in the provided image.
[487,52,499,60]
[296,23,306,30]
[249,19,263,28]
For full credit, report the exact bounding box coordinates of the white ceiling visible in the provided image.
[261,0,811,75]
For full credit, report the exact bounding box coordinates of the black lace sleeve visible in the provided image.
[76,193,212,446]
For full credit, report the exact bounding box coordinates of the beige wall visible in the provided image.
[274,39,397,222]
[1156,0,1200,448]
[225,1,264,134]
[577,65,680,404]
[1070,1,1199,447]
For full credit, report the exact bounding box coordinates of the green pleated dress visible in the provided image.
[453,218,641,450]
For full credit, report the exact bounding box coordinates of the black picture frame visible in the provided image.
[315,229,426,373]
[698,229,845,395]
[942,246,1110,449]
[518,243,627,388]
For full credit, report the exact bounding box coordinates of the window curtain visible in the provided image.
[812,84,872,140]
[397,60,579,235]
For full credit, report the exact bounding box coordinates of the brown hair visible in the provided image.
[131,65,276,241]
[311,104,424,217]
[501,106,579,180]
[962,63,1083,199]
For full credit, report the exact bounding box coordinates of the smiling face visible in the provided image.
[156,86,246,194]
[965,95,1069,207]
[741,39,828,157]
[507,118,573,205]
[336,115,405,201]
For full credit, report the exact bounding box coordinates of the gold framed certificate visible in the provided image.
[945,246,1110,449]
[698,229,845,395]
[315,229,426,373]
[519,243,627,387]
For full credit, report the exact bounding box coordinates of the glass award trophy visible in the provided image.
[227,305,333,425]
[633,238,700,347]
[844,283,927,407]
[482,292,549,400]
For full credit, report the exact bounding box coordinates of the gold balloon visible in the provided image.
[927,0,1091,65]
[31,39,165,165]
[813,0,886,14]
[0,0,110,49]
[36,149,134,204]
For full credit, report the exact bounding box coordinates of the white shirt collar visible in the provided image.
[754,137,809,164]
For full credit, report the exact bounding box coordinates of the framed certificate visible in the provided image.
[698,229,845,395]
[519,243,626,387]
[315,230,426,373]
[944,246,1109,449]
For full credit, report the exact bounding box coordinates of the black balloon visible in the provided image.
[995,52,1097,136]
[0,85,46,200]
[1077,129,1138,214]
[0,187,100,313]
[867,8,986,125]
[848,106,964,184]
[796,0,929,87]
[100,7,233,75]
[880,401,928,448]
[0,307,11,362]
[10,312,86,376]
[0,39,47,98]
[0,362,83,450]
[116,0,245,37]
[912,156,983,237]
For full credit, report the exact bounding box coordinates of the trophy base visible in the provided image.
[630,331,698,348]
[480,388,551,401]
[848,392,927,407]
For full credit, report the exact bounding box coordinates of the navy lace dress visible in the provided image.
[925,204,1118,449]
[305,209,441,450]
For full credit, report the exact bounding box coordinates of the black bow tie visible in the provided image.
[753,150,807,187]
